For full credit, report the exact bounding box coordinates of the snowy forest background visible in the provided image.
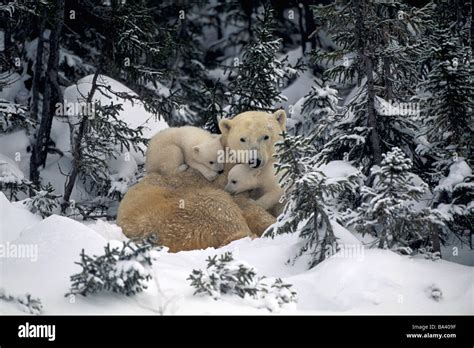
[0,0,473,314]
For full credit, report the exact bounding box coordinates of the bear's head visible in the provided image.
[219,110,286,169]
[224,164,260,194]
[192,134,225,175]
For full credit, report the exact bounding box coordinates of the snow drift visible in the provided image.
[1,192,472,315]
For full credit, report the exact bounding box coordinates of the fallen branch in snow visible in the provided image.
[0,288,43,314]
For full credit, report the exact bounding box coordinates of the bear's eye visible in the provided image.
[263,135,270,140]
[209,161,214,165]
[231,180,237,184]
[240,137,246,142]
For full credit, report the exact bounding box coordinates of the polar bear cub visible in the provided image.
[224,163,284,212]
[145,126,224,181]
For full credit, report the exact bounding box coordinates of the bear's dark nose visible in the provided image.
[218,170,224,174]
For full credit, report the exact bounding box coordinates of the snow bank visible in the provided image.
[319,160,360,178]
[58,74,169,194]
[436,160,472,192]
[85,219,129,242]
[0,196,472,315]
[1,213,109,314]
[285,95,306,131]
[290,249,474,314]
[281,70,315,109]
[0,72,29,104]
[63,74,168,140]
[0,130,30,177]
[0,192,40,243]
[0,153,24,184]
[278,47,314,110]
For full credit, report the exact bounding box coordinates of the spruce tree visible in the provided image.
[311,0,426,172]
[345,147,445,253]
[226,5,302,116]
[298,80,340,152]
[61,74,148,216]
[67,237,161,297]
[188,251,297,312]
[267,132,360,268]
[433,160,473,248]
[150,1,212,126]
[0,100,32,133]
[29,0,65,186]
[414,1,473,248]
[417,1,473,170]
[23,183,60,218]
[61,1,174,214]
[201,81,226,134]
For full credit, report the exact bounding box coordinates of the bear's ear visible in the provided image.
[193,145,200,153]
[219,119,233,136]
[273,110,287,131]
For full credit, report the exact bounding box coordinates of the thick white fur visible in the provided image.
[145,126,224,181]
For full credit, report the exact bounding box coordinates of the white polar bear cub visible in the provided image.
[224,163,284,213]
[145,126,224,181]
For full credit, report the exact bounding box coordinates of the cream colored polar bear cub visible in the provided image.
[225,163,284,213]
[145,126,224,181]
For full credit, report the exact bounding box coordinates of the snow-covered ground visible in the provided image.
[1,192,472,315]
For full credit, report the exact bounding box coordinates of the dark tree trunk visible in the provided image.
[298,4,305,54]
[0,11,10,74]
[215,13,223,40]
[30,0,65,186]
[303,2,317,51]
[365,57,383,165]
[383,57,394,101]
[241,0,253,38]
[354,0,382,165]
[431,227,441,255]
[30,6,47,121]
[61,70,100,212]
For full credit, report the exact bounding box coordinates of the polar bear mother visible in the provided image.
[117,110,286,252]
